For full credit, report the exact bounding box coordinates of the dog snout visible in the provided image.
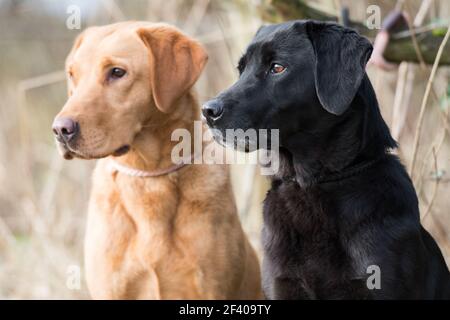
[202,99,224,122]
[52,117,79,142]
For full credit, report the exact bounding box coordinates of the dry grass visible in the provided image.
[0,0,448,299]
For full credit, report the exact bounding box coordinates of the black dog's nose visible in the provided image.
[202,100,224,121]
[52,117,79,142]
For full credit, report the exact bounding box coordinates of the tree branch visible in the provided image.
[261,0,450,65]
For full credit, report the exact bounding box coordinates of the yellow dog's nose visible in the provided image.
[52,117,79,142]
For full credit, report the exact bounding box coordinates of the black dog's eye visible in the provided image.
[270,63,286,74]
[108,67,127,80]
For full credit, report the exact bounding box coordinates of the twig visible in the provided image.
[183,0,210,35]
[413,0,432,27]
[408,23,450,177]
[40,152,64,221]
[404,1,426,70]
[391,22,448,39]
[213,11,240,70]
[421,147,440,221]
[391,62,409,141]
[415,86,449,191]
[17,71,65,92]
[415,124,446,192]
[403,1,442,108]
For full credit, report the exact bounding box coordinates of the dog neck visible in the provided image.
[110,93,199,176]
[280,76,396,188]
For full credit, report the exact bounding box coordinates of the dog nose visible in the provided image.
[52,117,79,142]
[202,100,224,121]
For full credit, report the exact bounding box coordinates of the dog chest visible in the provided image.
[262,181,368,298]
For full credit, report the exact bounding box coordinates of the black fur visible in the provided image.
[203,20,450,299]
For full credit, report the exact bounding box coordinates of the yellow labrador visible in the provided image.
[52,21,262,299]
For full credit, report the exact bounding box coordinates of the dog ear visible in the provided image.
[137,26,208,113]
[304,21,373,115]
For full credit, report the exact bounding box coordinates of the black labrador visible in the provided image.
[202,20,450,299]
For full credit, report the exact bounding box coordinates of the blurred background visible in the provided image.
[0,0,449,299]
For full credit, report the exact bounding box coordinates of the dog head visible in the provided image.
[53,22,207,160]
[202,20,372,151]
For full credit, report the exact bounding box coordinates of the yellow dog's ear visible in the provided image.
[137,25,208,113]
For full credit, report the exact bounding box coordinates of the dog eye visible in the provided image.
[270,63,286,74]
[109,67,126,80]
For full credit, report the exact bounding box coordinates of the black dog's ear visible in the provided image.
[304,21,373,115]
